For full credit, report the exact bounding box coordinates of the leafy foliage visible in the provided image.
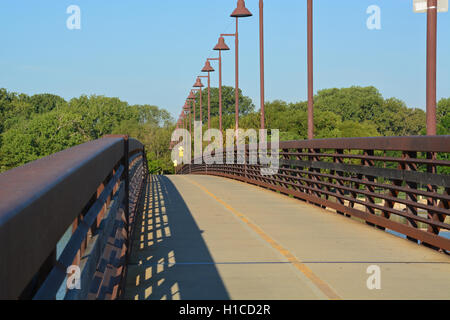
[0,90,174,173]
[232,86,425,139]
[195,86,255,123]
[0,86,448,175]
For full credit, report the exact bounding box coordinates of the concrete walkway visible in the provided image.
[124,175,450,300]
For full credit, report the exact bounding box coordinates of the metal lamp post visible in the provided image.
[187,91,196,119]
[212,36,231,132]
[413,0,448,135]
[427,0,438,135]
[223,0,252,132]
[179,112,185,130]
[201,60,215,129]
[193,77,204,123]
[198,75,210,126]
[189,90,199,123]
[183,104,192,137]
[259,0,266,130]
[179,112,186,143]
[307,0,314,140]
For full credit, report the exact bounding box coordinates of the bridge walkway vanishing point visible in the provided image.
[124,174,450,300]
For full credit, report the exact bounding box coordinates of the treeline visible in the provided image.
[0,86,449,174]
[0,89,175,174]
[202,86,450,140]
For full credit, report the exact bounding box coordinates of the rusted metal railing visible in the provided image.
[0,136,148,300]
[178,136,450,252]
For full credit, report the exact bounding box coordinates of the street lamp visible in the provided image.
[183,103,192,137]
[414,0,448,135]
[225,0,252,132]
[186,90,196,131]
[259,0,266,130]
[187,91,196,124]
[201,60,215,129]
[184,106,191,139]
[189,89,199,123]
[307,0,314,140]
[193,77,204,123]
[179,111,187,149]
[212,36,231,132]
[174,116,183,150]
[198,73,210,123]
[179,112,186,135]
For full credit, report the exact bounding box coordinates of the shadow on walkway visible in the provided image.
[124,175,229,300]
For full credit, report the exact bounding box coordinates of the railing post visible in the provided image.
[403,151,419,243]
[362,149,377,227]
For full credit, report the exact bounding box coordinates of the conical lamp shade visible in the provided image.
[202,60,215,72]
[214,36,230,51]
[193,77,204,88]
[231,0,252,17]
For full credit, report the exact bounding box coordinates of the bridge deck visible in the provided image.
[124,175,450,300]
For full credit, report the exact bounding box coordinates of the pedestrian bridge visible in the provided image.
[0,135,449,300]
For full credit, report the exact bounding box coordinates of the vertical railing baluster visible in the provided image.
[403,151,419,243]
[334,149,348,216]
[295,148,306,194]
[362,149,377,227]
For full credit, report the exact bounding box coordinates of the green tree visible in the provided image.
[196,86,255,123]
[437,113,450,136]
[1,86,445,175]
[374,98,425,136]
[0,91,176,174]
[0,110,89,171]
[29,93,67,114]
[337,120,380,138]
[315,86,384,123]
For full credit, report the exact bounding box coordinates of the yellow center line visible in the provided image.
[183,176,342,300]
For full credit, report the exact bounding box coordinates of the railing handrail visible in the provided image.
[186,136,450,160]
[278,135,450,152]
[0,137,144,300]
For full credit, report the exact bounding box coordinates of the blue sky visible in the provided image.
[0,0,448,119]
